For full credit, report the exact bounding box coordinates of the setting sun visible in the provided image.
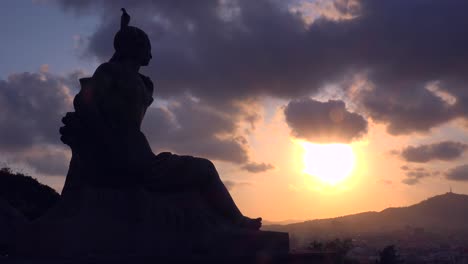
[302,143,355,185]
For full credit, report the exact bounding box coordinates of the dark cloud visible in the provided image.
[358,84,455,135]
[401,166,434,185]
[0,72,73,151]
[59,0,318,104]
[241,162,274,173]
[0,71,75,176]
[142,96,249,164]
[446,164,468,181]
[402,178,420,186]
[56,0,468,135]
[339,0,468,134]
[402,171,432,186]
[407,170,431,179]
[400,141,468,163]
[284,98,367,143]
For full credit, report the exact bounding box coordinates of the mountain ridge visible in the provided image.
[263,192,468,236]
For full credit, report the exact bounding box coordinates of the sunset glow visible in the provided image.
[302,143,355,185]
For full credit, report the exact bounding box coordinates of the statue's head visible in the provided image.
[110,8,152,66]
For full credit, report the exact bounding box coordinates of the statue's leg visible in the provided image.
[194,158,242,220]
[147,153,262,229]
[191,157,262,230]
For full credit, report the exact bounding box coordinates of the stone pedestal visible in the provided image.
[15,188,289,259]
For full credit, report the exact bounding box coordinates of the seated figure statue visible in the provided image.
[15,9,289,260]
[59,8,261,230]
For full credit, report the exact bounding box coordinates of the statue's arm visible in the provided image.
[91,64,152,172]
[92,63,117,120]
[92,64,113,95]
[61,64,115,148]
[139,73,154,97]
[92,63,134,130]
[139,73,155,113]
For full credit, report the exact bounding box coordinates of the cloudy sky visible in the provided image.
[1,0,468,221]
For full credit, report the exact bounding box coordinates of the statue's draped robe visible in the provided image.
[63,63,155,192]
[61,62,233,230]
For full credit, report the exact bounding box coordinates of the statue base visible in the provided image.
[14,188,289,259]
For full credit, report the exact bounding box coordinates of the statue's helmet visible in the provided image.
[111,8,152,65]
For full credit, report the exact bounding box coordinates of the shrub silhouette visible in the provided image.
[0,167,59,220]
[378,245,403,264]
[308,238,355,263]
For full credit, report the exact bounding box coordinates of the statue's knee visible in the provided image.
[193,157,217,179]
[197,158,216,171]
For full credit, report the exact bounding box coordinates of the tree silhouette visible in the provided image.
[378,245,403,264]
[0,167,59,220]
[309,238,355,263]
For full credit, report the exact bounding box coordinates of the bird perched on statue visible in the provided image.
[121,8,130,29]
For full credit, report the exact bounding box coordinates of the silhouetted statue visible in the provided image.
[60,7,261,230]
[15,9,288,260]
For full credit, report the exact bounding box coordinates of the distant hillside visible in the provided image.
[263,219,302,226]
[0,168,60,220]
[264,192,468,237]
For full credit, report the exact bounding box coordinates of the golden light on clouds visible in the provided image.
[302,142,355,186]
